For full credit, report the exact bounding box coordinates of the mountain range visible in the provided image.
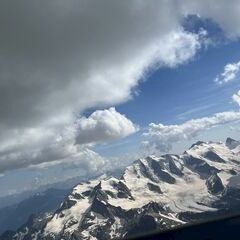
[1,137,240,240]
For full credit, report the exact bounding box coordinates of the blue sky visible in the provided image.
[117,40,240,126]
[94,18,240,158]
[118,39,240,127]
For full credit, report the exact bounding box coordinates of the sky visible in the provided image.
[1,0,240,197]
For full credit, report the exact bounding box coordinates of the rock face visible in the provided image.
[147,182,162,193]
[183,154,219,179]
[167,155,184,176]
[1,139,240,240]
[189,141,205,149]
[226,137,240,150]
[148,158,176,184]
[203,150,226,163]
[206,173,225,194]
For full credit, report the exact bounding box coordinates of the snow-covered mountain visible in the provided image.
[2,138,240,240]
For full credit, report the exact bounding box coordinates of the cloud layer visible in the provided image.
[144,111,240,152]
[0,0,202,132]
[0,108,136,173]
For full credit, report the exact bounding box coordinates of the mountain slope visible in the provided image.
[1,138,240,240]
[0,188,70,235]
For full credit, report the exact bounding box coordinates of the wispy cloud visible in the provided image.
[214,61,240,84]
[176,103,216,120]
[144,111,240,152]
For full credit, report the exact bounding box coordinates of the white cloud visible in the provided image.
[144,111,240,152]
[0,127,108,174]
[0,1,203,132]
[75,108,138,145]
[0,107,137,173]
[215,61,240,84]
[0,148,108,197]
[232,90,240,106]
[31,148,107,174]
[0,1,207,172]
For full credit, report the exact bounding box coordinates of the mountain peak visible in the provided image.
[2,139,240,240]
[226,137,240,150]
[189,140,206,149]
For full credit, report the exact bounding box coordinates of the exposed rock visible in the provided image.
[148,159,176,184]
[183,154,219,179]
[206,173,224,194]
[147,183,162,194]
[226,137,240,150]
[113,181,134,200]
[166,155,184,176]
[203,151,225,163]
[189,141,205,149]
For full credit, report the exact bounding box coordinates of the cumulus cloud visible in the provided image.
[75,108,138,145]
[0,148,108,197]
[0,107,137,173]
[0,0,203,132]
[144,111,240,152]
[32,148,107,174]
[0,143,106,174]
[0,0,209,173]
[0,126,83,173]
[214,61,240,84]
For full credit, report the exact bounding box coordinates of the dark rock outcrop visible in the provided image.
[147,183,162,194]
[183,154,219,179]
[206,173,224,194]
[226,137,240,150]
[148,159,176,184]
[203,151,225,163]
